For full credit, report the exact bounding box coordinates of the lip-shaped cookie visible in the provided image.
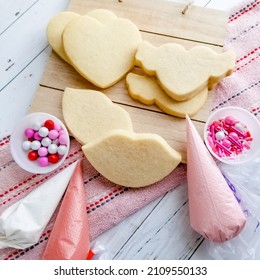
[62,16,142,88]
[62,88,133,144]
[82,129,182,188]
[126,73,208,117]
[135,41,236,101]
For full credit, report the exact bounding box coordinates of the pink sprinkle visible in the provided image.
[228,135,243,148]
[243,141,251,150]
[210,125,215,143]
[215,141,232,155]
[230,125,246,138]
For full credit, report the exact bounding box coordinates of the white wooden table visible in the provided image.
[2,0,259,260]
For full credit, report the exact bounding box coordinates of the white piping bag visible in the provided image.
[0,161,77,249]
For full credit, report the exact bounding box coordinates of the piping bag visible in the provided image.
[42,160,92,260]
[186,115,246,243]
[0,161,78,249]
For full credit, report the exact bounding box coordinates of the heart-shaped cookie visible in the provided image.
[63,16,142,88]
[47,11,79,63]
[46,9,117,63]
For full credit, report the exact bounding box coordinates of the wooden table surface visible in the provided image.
[2,0,259,260]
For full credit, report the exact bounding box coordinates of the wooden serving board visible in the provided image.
[30,0,229,163]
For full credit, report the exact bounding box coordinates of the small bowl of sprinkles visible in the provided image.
[10,112,70,174]
[204,106,260,165]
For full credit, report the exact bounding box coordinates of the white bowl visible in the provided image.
[10,112,70,174]
[204,106,260,165]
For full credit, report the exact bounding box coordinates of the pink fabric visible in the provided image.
[0,137,186,260]
[0,0,259,259]
[42,161,90,260]
[212,0,260,120]
[186,116,246,243]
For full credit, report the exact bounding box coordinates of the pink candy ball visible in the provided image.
[38,157,49,167]
[24,128,34,138]
[58,134,67,145]
[229,132,239,140]
[222,138,231,148]
[34,131,42,141]
[224,116,236,126]
[59,129,66,136]
[38,147,48,157]
[54,122,62,132]
[48,129,59,140]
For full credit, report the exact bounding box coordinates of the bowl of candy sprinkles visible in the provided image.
[204,106,260,165]
[10,112,70,174]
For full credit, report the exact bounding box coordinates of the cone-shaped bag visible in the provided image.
[186,115,246,243]
[0,161,78,249]
[42,161,90,259]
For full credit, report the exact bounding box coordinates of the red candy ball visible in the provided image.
[48,154,59,164]
[28,151,38,161]
[44,119,55,130]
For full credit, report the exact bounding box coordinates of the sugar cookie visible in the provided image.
[135,41,235,101]
[46,9,118,63]
[126,73,208,117]
[82,129,182,188]
[47,11,79,63]
[62,88,133,144]
[86,9,117,23]
[63,16,142,88]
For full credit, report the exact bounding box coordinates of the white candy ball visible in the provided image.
[48,143,58,154]
[38,127,49,137]
[22,140,31,151]
[32,121,42,131]
[31,140,41,151]
[57,145,67,155]
[234,122,244,131]
[52,139,59,145]
[41,137,52,147]
[215,131,225,140]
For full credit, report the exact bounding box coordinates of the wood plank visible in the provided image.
[0,0,37,34]
[91,183,203,260]
[68,0,228,46]
[0,0,69,91]
[113,185,202,260]
[30,0,228,162]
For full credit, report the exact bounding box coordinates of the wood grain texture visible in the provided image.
[68,0,228,46]
[30,0,229,162]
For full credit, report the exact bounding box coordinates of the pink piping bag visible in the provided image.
[42,161,92,259]
[186,115,246,243]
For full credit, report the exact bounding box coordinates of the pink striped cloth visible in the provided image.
[0,138,186,260]
[212,0,260,120]
[1,0,260,260]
